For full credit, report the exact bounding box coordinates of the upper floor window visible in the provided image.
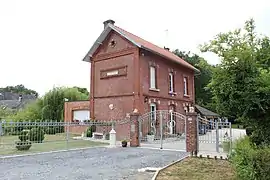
[169,72,174,92]
[150,66,156,89]
[184,77,188,96]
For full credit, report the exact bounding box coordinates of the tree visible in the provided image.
[12,99,43,122]
[41,87,88,121]
[11,86,89,122]
[173,50,215,110]
[201,19,270,145]
[0,107,15,119]
[73,86,89,96]
[0,84,38,97]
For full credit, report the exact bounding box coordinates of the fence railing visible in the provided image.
[0,119,129,156]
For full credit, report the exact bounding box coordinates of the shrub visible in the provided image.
[105,133,110,140]
[230,137,270,180]
[251,147,270,180]
[18,130,29,141]
[230,137,256,180]
[90,124,96,132]
[9,131,21,136]
[245,127,253,136]
[29,127,45,143]
[15,141,32,151]
[86,127,93,137]
[45,127,57,135]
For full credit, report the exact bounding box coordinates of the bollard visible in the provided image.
[109,128,116,147]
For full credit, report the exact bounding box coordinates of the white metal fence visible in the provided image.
[197,116,232,153]
[0,120,123,156]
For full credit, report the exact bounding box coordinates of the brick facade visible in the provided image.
[80,20,198,151]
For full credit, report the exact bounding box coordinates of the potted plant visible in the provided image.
[121,140,128,147]
[147,131,155,142]
[15,130,32,151]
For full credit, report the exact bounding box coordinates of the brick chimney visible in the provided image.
[103,19,115,29]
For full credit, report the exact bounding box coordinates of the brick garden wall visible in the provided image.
[64,100,90,135]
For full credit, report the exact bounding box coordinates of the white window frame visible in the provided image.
[150,103,157,121]
[184,77,188,96]
[169,72,174,92]
[150,66,156,89]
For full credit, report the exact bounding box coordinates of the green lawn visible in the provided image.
[231,124,245,129]
[0,133,109,156]
[157,157,236,180]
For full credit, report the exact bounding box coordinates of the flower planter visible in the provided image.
[15,141,32,151]
[122,141,127,147]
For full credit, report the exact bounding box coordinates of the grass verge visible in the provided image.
[0,133,108,156]
[156,157,236,180]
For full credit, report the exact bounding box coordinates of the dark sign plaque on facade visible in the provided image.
[100,66,127,79]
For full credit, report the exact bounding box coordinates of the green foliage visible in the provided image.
[86,125,96,137]
[245,127,253,136]
[251,147,270,180]
[0,84,38,96]
[11,86,89,123]
[173,50,215,110]
[230,137,256,180]
[11,99,43,122]
[86,128,92,137]
[18,130,30,141]
[73,86,89,96]
[28,127,45,143]
[0,107,16,119]
[45,127,57,135]
[41,87,88,122]
[231,137,270,180]
[201,19,270,145]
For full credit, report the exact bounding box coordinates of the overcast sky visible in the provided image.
[1,0,270,96]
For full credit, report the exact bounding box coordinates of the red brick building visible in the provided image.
[83,19,197,120]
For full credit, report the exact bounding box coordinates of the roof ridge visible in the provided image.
[112,25,198,71]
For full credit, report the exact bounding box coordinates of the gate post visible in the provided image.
[186,111,198,153]
[130,112,140,147]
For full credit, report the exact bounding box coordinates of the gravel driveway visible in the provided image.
[0,147,188,180]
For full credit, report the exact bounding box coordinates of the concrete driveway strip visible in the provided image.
[0,147,188,180]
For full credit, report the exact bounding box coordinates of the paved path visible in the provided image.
[0,147,188,180]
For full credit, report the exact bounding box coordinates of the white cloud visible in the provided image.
[0,0,269,95]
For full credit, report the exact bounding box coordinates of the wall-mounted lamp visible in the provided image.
[144,96,148,103]
[109,104,114,110]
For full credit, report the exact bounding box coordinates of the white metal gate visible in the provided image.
[197,116,232,153]
[139,110,186,151]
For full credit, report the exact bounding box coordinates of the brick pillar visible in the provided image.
[186,112,198,152]
[130,112,140,147]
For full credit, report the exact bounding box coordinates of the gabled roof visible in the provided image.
[0,99,35,109]
[195,104,220,117]
[83,23,199,72]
